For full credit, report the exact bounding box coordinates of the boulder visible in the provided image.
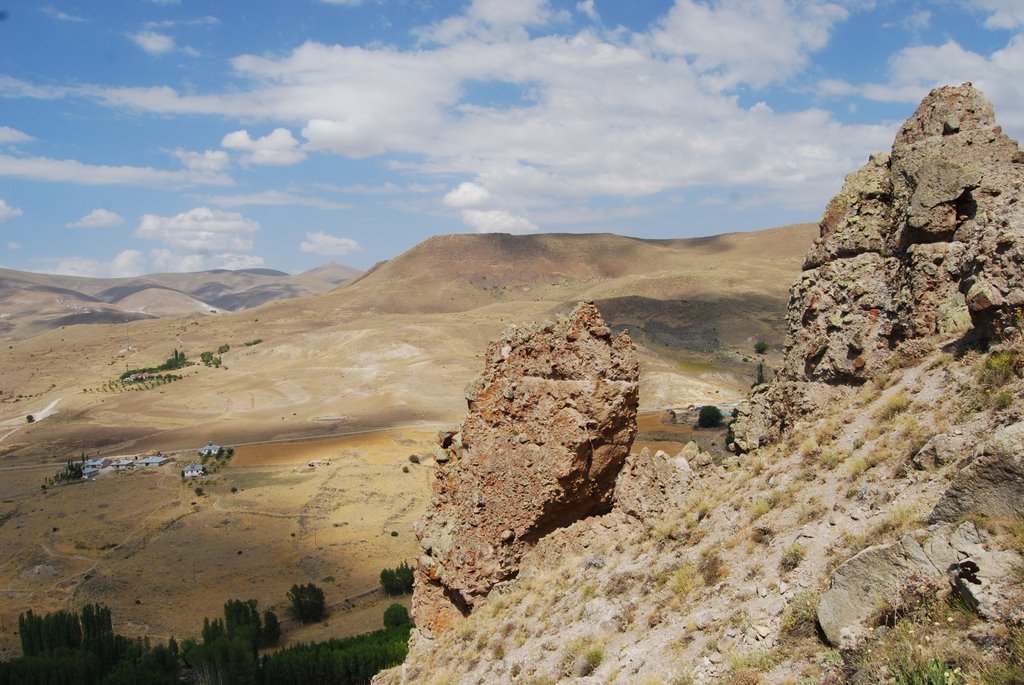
[929,422,1024,523]
[613,447,693,522]
[817,522,1018,647]
[413,302,639,636]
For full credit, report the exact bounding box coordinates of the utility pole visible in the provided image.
[124,317,130,372]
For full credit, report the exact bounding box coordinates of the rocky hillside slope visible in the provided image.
[377,84,1024,684]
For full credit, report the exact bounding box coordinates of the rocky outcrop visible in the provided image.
[734,83,1024,452]
[413,303,639,637]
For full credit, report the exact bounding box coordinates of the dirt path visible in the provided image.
[0,392,80,443]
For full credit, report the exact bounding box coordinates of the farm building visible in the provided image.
[198,442,222,457]
[137,455,170,467]
[183,464,205,478]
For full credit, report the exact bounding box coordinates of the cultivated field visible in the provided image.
[0,426,435,658]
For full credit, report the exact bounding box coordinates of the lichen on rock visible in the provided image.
[412,302,639,637]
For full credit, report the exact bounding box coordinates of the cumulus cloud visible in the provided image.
[67,208,124,228]
[0,199,22,222]
[443,181,494,208]
[971,0,1024,29]
[0,126,33,145]
[647,0,848,90]
[837,36,1024,131]
[222,128,306,166]
[461,209,537,233]
[136,207,259,253]
[51,250,146,277]
[130,31,176,55]
[576,0,599,22]
[174,148,230,172]
[299,231,361,255]
[11,0,942,225]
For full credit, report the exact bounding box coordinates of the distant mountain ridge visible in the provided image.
[0,262,362,339]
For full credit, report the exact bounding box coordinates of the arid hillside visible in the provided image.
[0,263,362,340]
[1,225,814,463]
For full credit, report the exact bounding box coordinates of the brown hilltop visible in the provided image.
[2,226,813,461]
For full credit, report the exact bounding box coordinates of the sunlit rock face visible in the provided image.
[412,302,639,637]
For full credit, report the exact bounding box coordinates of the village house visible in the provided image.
[182,464,205,478]
[198,442,222,457]
[137,455,171,467]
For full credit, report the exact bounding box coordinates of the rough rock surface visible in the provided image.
[413,302,639,637]
[817,521,1019,648]
[734,83,1024,452]
[613,446,693,522]
[929,421,1024,523]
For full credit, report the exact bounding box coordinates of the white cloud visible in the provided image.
[129,31,176,56]
[846,36,1024,131]
[144,16,219,29]
[300,231,362,255]
[51,250,146,277]
[67,208,124,228]
[0,126,34,144]
[42,6,86,22]
[443,181,494,208]
[320,0,364,5]
[12,0,913,223]
[146,0,181,5]
[174,148,230,172]
[0,153,231,187]
[6,242,20,250]
[222,128,306,166]
[576,0,599,22]
[972,0,1024,29]
[647,0,848,90]
[417,0,555,44]
[201,190,349,209]
[460,209,537,233]
[0,199,22,222]
[136,207,259,253]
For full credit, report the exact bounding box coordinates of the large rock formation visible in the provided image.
[413,303,639,636]
[734,83,1024,452]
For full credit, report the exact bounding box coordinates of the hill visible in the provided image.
[0,263,362,340]
[0,225,814,462]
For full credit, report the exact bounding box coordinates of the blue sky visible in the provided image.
[1,0,1023,276]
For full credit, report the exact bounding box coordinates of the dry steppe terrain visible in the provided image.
[0,226,814,652]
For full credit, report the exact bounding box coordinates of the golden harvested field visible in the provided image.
[0,426,436,658]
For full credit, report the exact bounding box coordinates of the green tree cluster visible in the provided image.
[1,604,178,685]
[182,599,280,685]
[287,583,325,624]
[379,562,414,596]
[260,622,411,685]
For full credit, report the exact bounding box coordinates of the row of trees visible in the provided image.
[2,604,178,684]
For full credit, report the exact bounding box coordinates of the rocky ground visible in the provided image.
[375,84,1024,684]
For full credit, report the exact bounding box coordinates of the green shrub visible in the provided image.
[698,405,723,428]
[383,603,410,628]
[780,544,804,573]
[754,341,769,355]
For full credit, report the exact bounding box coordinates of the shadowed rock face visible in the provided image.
[734,83,1024,452]
[412,302,639,637]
